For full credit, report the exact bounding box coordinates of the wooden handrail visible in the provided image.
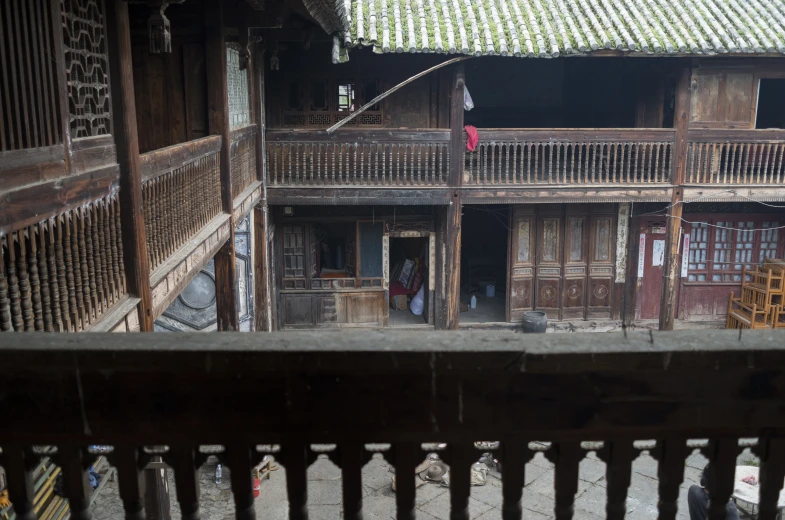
[139,136,222,183]
[473,128,676,142]
[266,128,451,143]
[1,329,784,519]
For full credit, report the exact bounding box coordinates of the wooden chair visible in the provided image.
[727,292,770,329]
[771,305,785,329]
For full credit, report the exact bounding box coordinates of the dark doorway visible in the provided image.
[460,205,509,324]
[756,79,785,129]
[388,236,429,327]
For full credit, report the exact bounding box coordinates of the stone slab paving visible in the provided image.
[90,450,760,519]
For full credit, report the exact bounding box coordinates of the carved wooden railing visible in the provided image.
[266,130,450,186]
[1,330,785,520]
[140,136,223,272]
[230,124,258,198]
[0,194,126,332]
[466,129,675,185]
[687,129,785,185]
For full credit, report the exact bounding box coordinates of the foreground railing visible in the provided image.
[140,136,223,272]
[466,129,675,185]
[1,330,784,519]
[267,130,450,186]
[0,194,126,332]
[687,129,785,185]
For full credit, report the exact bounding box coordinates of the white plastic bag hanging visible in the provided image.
[410,285,425,316]
[464,86,474,111]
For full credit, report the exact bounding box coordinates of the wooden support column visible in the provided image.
[253,205,271,331]
[106,0,154,331]
[205,0,239,331]
[659,65,691,331]
[144,457,172,520]
[444,65,465,330]
[623,212,642,328]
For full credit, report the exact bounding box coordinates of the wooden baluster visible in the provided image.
[729,143,738,184]
[36,222,53,331]
[405,143,411,185]
[341,443,365,520]
[309,143,315,185]
[482,144,488,185]
[0,235,12,331]
[56,216,72,331]
[653,143,661,184]
[686,143,694,183]
[513,143,519,184]
[754,438,785,520]
[575,143,583,184]
[115,199,127,293]
[393,442,419,520]
[776,144,785,185]
[702,439,739,520]
[598,441,635,520]
[548,142,555,184]
[501,441,533,520]
[143,182,152,268]
[2,446,40,520]
[169,446,203,520]
[647,142,654,183]
[382,144,388,185]
[397,144,403,186]
[26,226,43,330]
[102,202,114,305]
[79,207,95,322]
[524,143,531,184]
[95,203,109,311]
[753,143,763,184]
[107,199,120,301]
[418,143,423,185]
[444,443,474,520]
[280,443,309,520]
[354,142,360,185]
[226,445,257,520]
[58,446,92,520]
[763,143,772,183]
[152,179,161,269]
[546,442,582,520]
[40,220,61,328]
[16,229,33,330]
[163,175,172,258]
[653,438,687,520]
[742,143,752,184]
[112,446,145,520]
[625,143,633,184]
[7,232,25,331]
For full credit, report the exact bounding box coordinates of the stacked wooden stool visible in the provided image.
[726,259,785,329]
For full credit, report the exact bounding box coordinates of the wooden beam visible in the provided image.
[253,205,270,331]
[205,0,239,331]
[623,214,642,327]
[443,65,465,330]
[105,0,154,331]
[659,65,691,331]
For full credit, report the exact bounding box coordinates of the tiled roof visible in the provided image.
[323,0,785,61]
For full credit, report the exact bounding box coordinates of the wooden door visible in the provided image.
[637,219,667,320]
[508,207,535,322]
[535,206,562,320]
[587,213,615,319]
[562,207,588,320]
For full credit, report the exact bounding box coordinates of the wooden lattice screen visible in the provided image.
[0,0,63,151]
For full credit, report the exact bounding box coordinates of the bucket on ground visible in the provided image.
[522,311,547,333]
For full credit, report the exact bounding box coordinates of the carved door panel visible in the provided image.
[535,207,562,319]
[508,207,535,322]
[587,214,615,319]
[562,210,588,320]
[235,215,254,331]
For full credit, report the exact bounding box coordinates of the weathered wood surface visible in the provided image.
[107,0,152,331]
[266,188,452,205]
[686,129,785,185]
[267,129,451,142]
[139,136,222,183]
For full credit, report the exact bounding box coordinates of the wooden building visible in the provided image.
[1,0,785,334]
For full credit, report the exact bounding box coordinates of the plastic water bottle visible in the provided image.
[215,464,222,484]
[470,295,477,309]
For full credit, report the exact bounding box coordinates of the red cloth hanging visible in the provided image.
[464,125,479,152]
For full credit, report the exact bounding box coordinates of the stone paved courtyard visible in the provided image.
[89,448,760,519]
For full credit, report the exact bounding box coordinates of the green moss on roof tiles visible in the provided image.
[319,0,785,60]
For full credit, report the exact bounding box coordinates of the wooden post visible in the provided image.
[254,205,271,331]
[105,0,154,331]
[659,65,691,331]
[623,213,642,328]
[143,457,171,520]
[444,65,465,330]
[205,0,239,330]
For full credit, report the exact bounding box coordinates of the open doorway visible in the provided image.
[460,205,509,324]
[388,236,429,327]
[756,79,785,129]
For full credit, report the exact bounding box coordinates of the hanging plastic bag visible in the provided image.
[410,285,425,316]
[464,86,474,111]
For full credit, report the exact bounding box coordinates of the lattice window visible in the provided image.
[687,222,709,282]
[760,222,780,263]
[283,226,305,278]
[711,222,734,281]
[734,221,756,274]
[278,77,382,128]
[226,46,250,129]
[308,114,332,126]
[357,113,382,126]
[61,0,110,139]
[334,114,357,125]
[284,114,306,126]
[337,82,355,112]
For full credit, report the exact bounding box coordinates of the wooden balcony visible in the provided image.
[266,129,450,187]
[1,329,785,519]
[686,129,785,185]
[465,129,675,186]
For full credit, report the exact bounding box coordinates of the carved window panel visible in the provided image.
[337,82,355,112]
[277,77,382,128]
[566,218,585,263]
[61,0,110,139]
[515,219,532,264]
[310,79,329,111]
[227,46,250,129]
[593,218,612,262]
[283,225,305,278]
[539,218,560,263]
